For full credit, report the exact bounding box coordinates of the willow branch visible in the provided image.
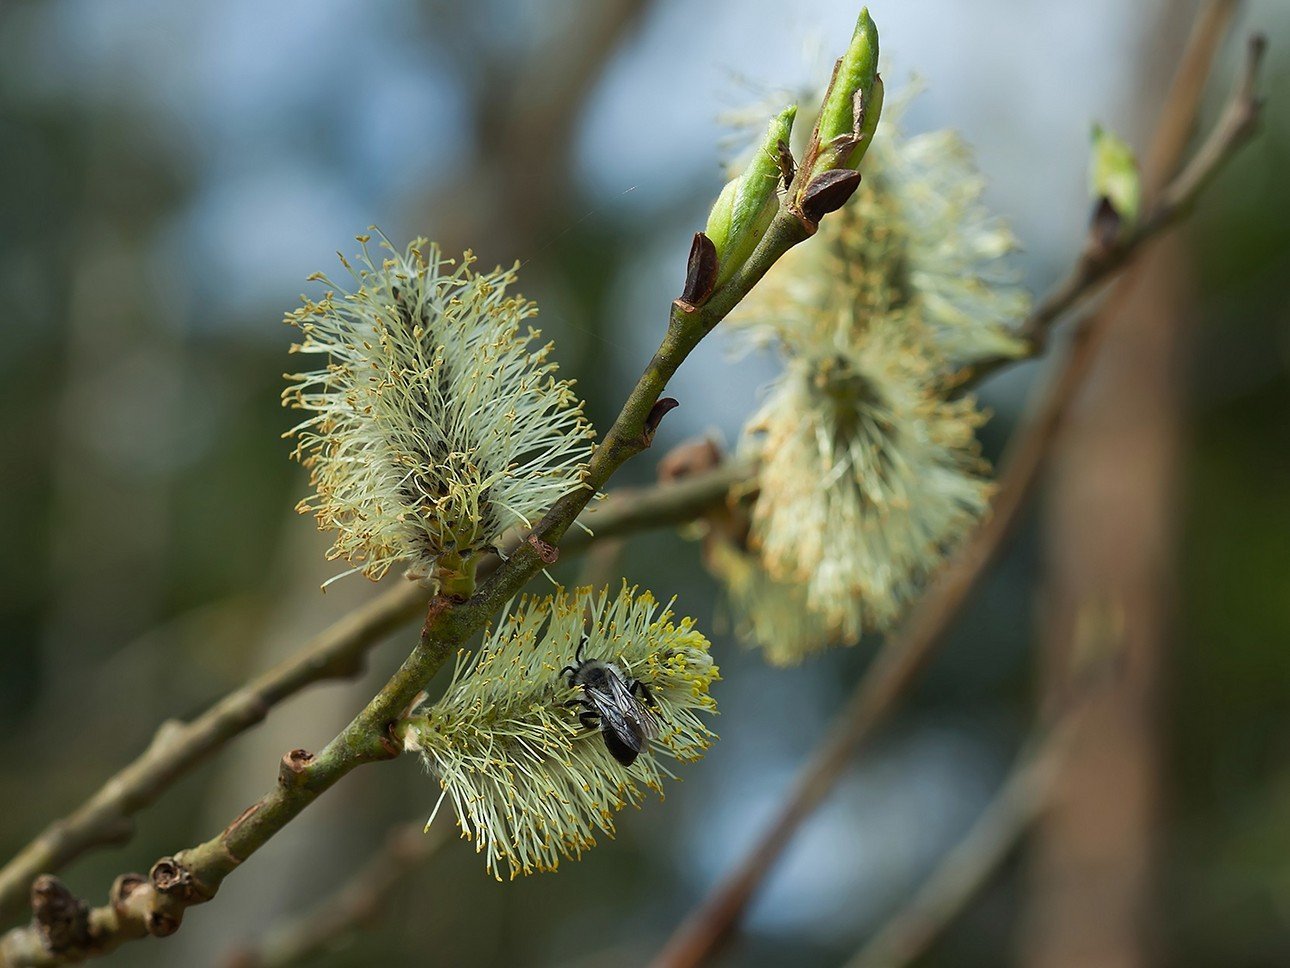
[651,28,1264,968]
[220,821,446,968]
[959,12,1261,389]
[0,583,423,925]
[0,458,745,927]
[0,142,818,967]
[843,734,1064,968]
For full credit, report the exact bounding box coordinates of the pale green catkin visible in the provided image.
[282,232,595,589]
[722,111,1030,656]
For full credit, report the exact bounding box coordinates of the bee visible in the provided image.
[560,638,659,767]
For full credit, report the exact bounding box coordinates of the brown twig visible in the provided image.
[220,821,447,968]
[650,25,1264,968]
[958,5,1260,389]
[843,733,1064,968]
[0,584,422,925]
[0,459,747,927]
[843,642,1120,968]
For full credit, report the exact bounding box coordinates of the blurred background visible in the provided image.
[1,0,1287,965]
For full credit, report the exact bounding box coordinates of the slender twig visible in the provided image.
[843,733,1066,968]
[846,605,1130,968]
[958,3,1258,389]
[0,117,822,964]
[0,459,746,926]
[220,821,447,968]
[651,27,1264,968]
[0,585,420,926]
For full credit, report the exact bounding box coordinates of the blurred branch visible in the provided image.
[220,821,446,968]
[1012,9,1249,965]
[651,24,1265,968]
[843,729,1070,968]
[959,13,1263,389]
[845,647,1116,968]
[0,459,746,925]
[0,586,420,925]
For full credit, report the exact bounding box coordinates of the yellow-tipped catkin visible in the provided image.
[400,585,719,880]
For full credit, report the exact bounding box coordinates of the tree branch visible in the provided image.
[958,18,1263,389]
[650,26,1264,968]
[220,821,446,968]
[843,733,1066,968]
[0,583,422,925]
[0,139,816,966]
[0,459,747,926]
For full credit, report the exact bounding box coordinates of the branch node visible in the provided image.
[379,723,404,759]
[146,911,181,938]
[680,232,718,307]
[658,436,723,483]
[643,397,680,447]
[148,858,193,899]
[278,748,315,788]
[32,874,90,952]
[526,533,560,564]
[799,168,863,226]
[1088,196,1124,259]
[109,873,147,913]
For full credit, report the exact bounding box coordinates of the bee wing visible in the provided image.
[583,686,645,755]
[606,673,659,742]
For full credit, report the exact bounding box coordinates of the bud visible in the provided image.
[1089,123,1141,233]
[705,105,797,287]
[703,177,738,255]
[782,7,884,230]
[817,8,880,148]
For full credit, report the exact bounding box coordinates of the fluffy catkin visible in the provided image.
[283,233,595,588]
[400,585,719,880]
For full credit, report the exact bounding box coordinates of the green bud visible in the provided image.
[1089,124,1141,227]
[817,7,879,146]
[714,105,797,285]
[716,200,777,287]
[704,176,739,255]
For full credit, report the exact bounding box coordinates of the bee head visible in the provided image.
[568,658,607,687]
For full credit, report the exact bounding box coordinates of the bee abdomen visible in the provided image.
[601,727,643,767]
